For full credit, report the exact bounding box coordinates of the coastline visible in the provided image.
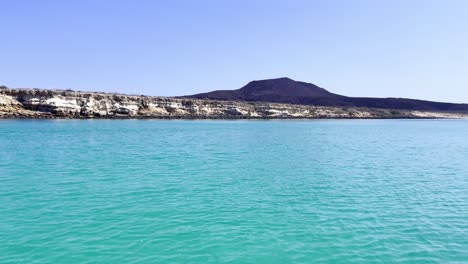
[1,88,467,120]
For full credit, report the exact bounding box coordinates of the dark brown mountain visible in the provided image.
[183,77,468,112]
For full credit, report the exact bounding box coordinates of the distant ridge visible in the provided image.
[184,77,468,112]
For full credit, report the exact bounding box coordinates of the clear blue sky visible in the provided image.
[1,0,468,102]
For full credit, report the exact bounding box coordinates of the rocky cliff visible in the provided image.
[0,88,466,119]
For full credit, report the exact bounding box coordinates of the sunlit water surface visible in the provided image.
[1,120,467,263]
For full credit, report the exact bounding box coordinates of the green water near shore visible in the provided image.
[1,120,467,263]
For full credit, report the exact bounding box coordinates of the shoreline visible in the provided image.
[1,88,467,120]
[1,115,467,120]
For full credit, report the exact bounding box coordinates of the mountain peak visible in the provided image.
[240,77,332,98]
[183,78,468,112]
[250,77,294,82]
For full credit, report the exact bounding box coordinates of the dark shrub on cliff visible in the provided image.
[181,100,194,106]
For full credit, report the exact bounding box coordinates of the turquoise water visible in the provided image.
[1,120,467,263]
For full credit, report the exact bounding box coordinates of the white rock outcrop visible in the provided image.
[1,88,467,119]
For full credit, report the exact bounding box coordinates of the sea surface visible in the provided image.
[0,119,467,264]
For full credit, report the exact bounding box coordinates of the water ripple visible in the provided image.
[0,120,467,263]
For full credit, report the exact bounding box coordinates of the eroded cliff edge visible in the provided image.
[0,88,466,119]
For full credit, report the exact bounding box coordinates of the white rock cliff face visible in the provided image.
[0,88,466,119]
